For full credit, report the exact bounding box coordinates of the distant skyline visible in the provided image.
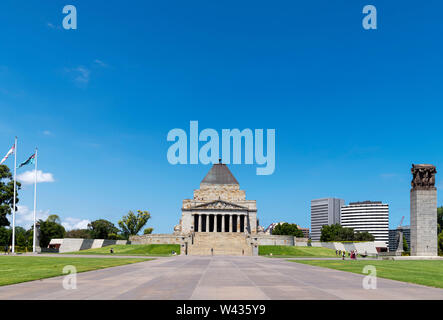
[1,1,442,233]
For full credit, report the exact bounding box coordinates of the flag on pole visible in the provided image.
[18,153,35,168]
[0,145,15,164]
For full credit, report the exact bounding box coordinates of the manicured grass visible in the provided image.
[259,245,337,257]
[65,244,180,256]
[0,256,150,286]
[292,260,443,289]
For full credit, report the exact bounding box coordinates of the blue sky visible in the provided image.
[0,1,442,233]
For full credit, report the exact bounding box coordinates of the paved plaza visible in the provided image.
[1,255,442,300]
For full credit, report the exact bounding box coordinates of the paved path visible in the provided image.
[1,256,442,299]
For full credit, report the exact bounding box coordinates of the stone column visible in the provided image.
[410,164,438,256]
[244,215,248,233]
[214,214,218,232]
[222,214,225,232]
[237,214,241,232]
[206,214,210,232]
[198,214,202,232]
[229,214,233,232]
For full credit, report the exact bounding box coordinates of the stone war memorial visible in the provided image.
[130,161,301,255]
[410,164,438,256]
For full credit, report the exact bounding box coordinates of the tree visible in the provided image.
[438,232,443,256]
[88,219,119,239]
[118,210,151,238]
[15,226,27,247]
[271,223,304,237]
[0,165,21,227]
[0,226,11,246]
[65,229,91,239]
[320,223,374,242]
[39,217,66,248]
[354,231,375,242]
[143,228,154,235]
[46,214,62,224]
[320,224,343,242]
[402,234,409,252]
[438,206,443,234]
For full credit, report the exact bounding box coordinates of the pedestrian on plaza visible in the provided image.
[211,248,214,256]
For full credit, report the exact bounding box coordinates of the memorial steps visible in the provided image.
[188,232,253,256]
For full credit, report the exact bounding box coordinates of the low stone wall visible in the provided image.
[129,234,187,245]
[311,241,378,255]
[255,235,309,246]
[49,238,129,253]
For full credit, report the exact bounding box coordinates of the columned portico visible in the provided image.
[191,213,252,233]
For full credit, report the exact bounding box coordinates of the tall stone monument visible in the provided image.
[410,164,438,256]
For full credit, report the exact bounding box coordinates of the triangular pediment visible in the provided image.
[191,200,248,211]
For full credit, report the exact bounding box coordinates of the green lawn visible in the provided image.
[64,244,180,256]
[292,260,443,289]
[259,245,337,257]
[0,256,150,286]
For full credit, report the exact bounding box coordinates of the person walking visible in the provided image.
[3,245,7,255]
[342,251,345,260]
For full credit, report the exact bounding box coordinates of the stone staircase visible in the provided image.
[188,232,253,256]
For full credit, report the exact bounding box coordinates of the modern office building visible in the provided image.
[388,226,411,252]
[340,201,389,248]
[310,198,344,241]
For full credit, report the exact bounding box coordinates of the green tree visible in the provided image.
[354,231,375,241]
[118,210,151,238]
[437,206,443,234]
[107,233,126,240]
[0,226,11,246]
[320,223,374,242]
[271,223,304,237]
[88,219,119,239]
[320,224,343,242]
[438,232,443,256]
[15,226,27,247]
[65,229,92,239]
[0,165,21,227]
[143,227,154,235]
[403,235,409,252]
[39,217,66,248]
[46,214,62,224]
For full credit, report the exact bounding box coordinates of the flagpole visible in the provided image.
[33,148,38,253]
[12,136,17,254]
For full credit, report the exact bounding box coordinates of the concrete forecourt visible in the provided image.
[0,255,443,300]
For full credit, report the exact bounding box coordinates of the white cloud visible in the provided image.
[94,59,108,68]
[43,130,52,136]
[9,205,50,229]
[8,206,90,231]
[17,170,55,185]
[65,66,91,86]
[62,217,91,231]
